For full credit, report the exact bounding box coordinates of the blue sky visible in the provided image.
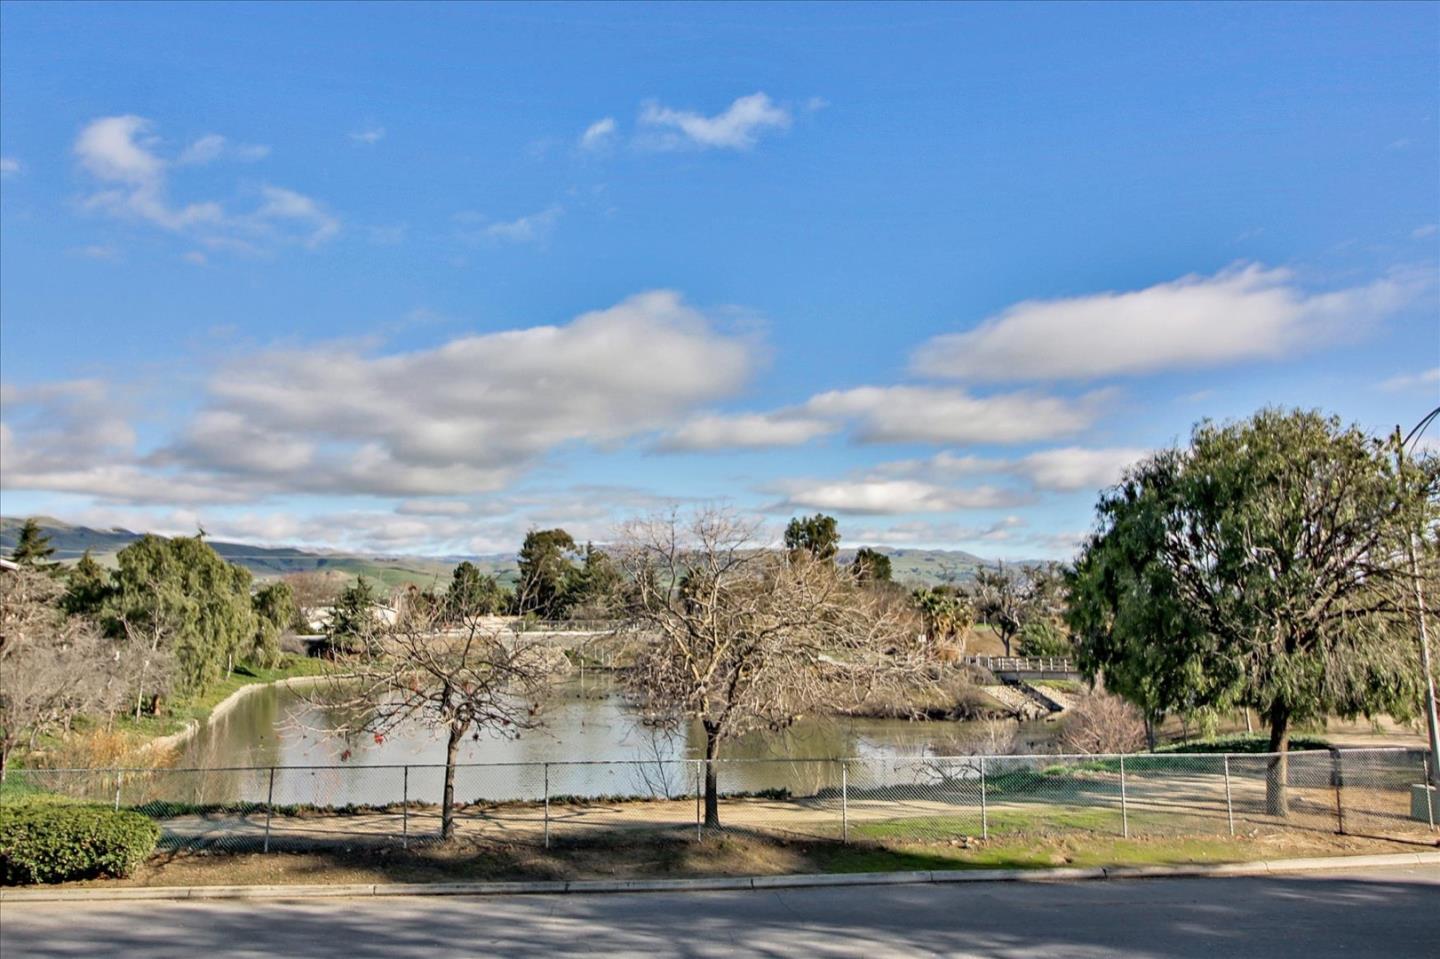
[1,1,1437,558]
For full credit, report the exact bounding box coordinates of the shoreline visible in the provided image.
[140,674,329,756]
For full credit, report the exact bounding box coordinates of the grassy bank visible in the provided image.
[109,655,328,742]
[45,828,1417,890]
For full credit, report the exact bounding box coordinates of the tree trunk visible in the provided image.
[1144,714,1157,753]
[703,722,721,828]
[441,723,464,840]
[1266,704,1290,817]
[0,745,9,785]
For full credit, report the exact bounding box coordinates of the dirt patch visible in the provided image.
[48,826,1427,891]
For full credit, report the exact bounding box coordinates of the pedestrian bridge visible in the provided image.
[962,655,1079,680]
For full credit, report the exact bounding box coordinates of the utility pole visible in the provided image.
[1397,408,1440,787]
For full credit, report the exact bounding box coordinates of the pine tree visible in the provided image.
[10,519,56,568]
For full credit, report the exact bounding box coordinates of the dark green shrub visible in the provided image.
[1157,734,1330,754]
[1,802,159,885]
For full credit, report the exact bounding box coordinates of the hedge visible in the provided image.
[1,802,160,885]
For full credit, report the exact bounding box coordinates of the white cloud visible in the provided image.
[73,115,337,251]
[657,412,836,451]
[481,205,563,244]
[638,92,791,150]
[802,386,1113,445]
[1378,367,1440,393]
[153,290,759,498]
[1012,447,1148,492]
[183,251,207,266]
[769,478,1029,515]
[579,117,617,151]
[869,445,1147,495]
[395,500,473,517]
[656,385,1107,452]
[0,156,21,177]
[177,134,270,165]
[350,126,386,145]
[253,185,340,247]
[912,263,1427,383]
[1413,224,1439,240]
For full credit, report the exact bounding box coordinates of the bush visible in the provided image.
[1,802,159,885]
[1157,734,1330,754]
[1016,620,1073,657]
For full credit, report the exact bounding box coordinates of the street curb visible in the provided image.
[3,851,1437,904]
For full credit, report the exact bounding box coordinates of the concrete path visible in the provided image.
[2,864,1435,958]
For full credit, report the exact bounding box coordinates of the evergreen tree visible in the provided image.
[10,519,56,568]
[61,549,114,617]
[446,561,503,619]
[851,547,892,584]
[515,529,579,619]
[784,514,840,562]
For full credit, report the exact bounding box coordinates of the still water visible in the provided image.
[168,676,1060,805]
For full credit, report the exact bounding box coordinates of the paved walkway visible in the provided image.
[3,864,1435,957]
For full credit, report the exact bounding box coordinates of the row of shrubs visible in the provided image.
[1,801,159,886]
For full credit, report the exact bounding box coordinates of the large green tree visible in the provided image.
[1068,409,1436,813]
[325,577,379,655]
[515,529,579,619]
[251,581,296,668]
[851,547,893,584]
[784,514,840,562]
[61,550,113,617]
[105,534,257,704]
[10,519,56,569]
[446,561,504,619]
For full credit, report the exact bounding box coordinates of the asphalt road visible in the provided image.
[2,866,1436,958]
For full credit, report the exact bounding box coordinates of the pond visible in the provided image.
[166,675,1063,806]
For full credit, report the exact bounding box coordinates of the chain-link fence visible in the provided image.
[8,747,1435,853]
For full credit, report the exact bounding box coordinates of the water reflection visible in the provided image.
[166,677,1060,806]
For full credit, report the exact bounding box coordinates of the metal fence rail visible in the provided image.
[8,747,1434,853]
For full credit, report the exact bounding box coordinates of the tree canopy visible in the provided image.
[515,528,579,619]
[784,513,840,562]
[446,561,505,619]
[10,519,56,569]
[851,546,893,584]
[1067,409,1437,811]
[106,534,257,698]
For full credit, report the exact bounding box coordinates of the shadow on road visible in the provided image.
[4,871,1437,958]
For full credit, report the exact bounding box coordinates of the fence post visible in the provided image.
[694,760,702,841]
[979,756,989,840]
[113,770,123,812]
[1223,755,1235,837]
[543,762,551,850]
[402,765,409,849]
[263,766,275,853]
[1119,755,1129,838]
[1331,749,1345,835]
[1425,755,1436,832]
[841,760,849,844]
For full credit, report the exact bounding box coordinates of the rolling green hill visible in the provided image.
[2,516,1025,590]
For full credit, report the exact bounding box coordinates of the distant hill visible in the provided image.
[1,516,1029,589]
[0,516,505,590]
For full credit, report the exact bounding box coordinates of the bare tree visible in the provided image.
[308,603,556,840]
[613,509,919,827]
[282,571,345,630]
[0,568,130,781]
[972,563,1037,656]
[1061,692,1148,755]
